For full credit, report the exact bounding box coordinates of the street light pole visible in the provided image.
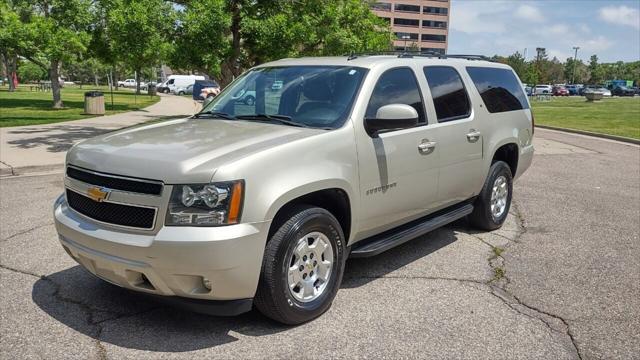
[571,46,580,84]
[402,35,410,51]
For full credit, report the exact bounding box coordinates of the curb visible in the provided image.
[0,164,64,178]
[535,125,640,145]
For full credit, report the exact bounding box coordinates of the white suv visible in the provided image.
[54,54,534,324]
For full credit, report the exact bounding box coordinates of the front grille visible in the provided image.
[67,167,163,195]
[66,190,156,229]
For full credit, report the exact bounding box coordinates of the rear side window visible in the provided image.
[366,67,426,124]
[423,66,471,122]
[466,67,529,113]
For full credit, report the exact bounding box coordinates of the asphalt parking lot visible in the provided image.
[1,128,638,359]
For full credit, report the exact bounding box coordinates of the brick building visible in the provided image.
[370,0,450,54]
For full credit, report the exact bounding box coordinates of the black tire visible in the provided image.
[254,205,346,325]
[244,96,255,106]
[469,161,513,231]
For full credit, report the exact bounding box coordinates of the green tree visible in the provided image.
[506,51,527,80]
[547,57,564,84]
[64,57,110,86]
[172,0,391,86]
[1,0,92,107]
[588,55,603,84]
[0,2,25,91]
[101,0,175,93]
[17,60,47,82]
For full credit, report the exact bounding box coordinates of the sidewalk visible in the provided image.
[0,94,200,175]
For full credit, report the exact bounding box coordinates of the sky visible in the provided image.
[448,0,640,63]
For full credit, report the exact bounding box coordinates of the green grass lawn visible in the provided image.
[531,96,640,139]
[0,85,160,127]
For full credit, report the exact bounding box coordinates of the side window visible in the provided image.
[466,67,529,113]
[423,66,471,122]
[365,67,425,124]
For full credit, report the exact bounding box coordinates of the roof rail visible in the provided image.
[345,51,492,62]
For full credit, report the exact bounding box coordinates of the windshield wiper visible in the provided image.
[235,114,309,128]
[192,111,236,120]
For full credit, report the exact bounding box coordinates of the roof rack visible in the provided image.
[346,51,492,62]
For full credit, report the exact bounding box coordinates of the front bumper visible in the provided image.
[54,194,270,308]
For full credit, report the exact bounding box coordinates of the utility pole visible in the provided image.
[535,47,545,86]
[571,46,580,84]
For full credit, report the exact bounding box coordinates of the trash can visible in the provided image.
[84,91,105,115]
[147,84,157,96]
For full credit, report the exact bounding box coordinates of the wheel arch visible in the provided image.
[491,142,519,176]
[266,184,353,244]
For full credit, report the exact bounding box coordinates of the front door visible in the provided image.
[355,67,440,238]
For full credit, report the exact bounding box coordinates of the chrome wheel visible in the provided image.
[490,175,508,220]
[287,232,334,303]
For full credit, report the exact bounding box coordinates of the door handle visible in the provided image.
[418,140,437,154]
[466,130,481,143]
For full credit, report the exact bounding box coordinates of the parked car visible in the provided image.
[231,89,256,105]
[534,84,552,94]
[166,75,206,94]
[583,87,611,97]
[156,80,170,93]
[552,86,569,96]
[193,79,220,100]
[565,84,582,95]
[525,86,533,96]
[175,84,194,96]
[54,55,534,325]
[579,85,600,95]
[117,79,137,87]
[117,78,147,89]
[612,86,635,97]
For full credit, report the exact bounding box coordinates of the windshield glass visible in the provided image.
[200,66,367,129]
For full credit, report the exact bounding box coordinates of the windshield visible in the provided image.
[200,66,367,129]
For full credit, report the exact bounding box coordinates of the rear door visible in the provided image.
[422,66,484,206]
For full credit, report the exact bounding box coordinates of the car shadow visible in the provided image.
[31,221,465,352]
[8,126,112,152]
[7,116,186,153]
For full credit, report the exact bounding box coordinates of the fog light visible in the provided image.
[203,277,212,290]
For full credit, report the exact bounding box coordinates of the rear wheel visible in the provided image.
[469,161,513,230]
[254,205,346,324]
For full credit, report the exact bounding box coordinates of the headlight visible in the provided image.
[165,180,244,226]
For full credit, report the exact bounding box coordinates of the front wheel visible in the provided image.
[254,205,346,324]
[469,161,513,231]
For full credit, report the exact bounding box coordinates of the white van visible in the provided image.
[166,75,205,94]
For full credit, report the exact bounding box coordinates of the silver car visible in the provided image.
[54,55,534,324]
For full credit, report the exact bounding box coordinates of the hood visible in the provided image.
[67,118,323,183]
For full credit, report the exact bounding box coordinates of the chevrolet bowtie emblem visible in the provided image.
[87,187,109,202]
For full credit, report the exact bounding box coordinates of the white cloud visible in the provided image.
[515,4,545,23]
[448,0,639,62]
[599,5,640,29]
[579,24,591,34]
[581,36,614,53]
[549,24,570,35]
[450,1,507,34]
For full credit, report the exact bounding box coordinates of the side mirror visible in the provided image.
[365,104,419,137]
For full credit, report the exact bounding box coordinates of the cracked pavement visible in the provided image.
[1,128,638,359]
